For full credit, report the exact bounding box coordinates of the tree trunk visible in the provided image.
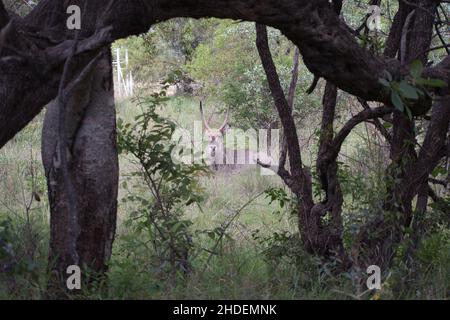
[42,48,118,296]
[255,24,350,269]
[352,0,442,271]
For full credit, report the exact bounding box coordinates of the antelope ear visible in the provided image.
[220,123,230,135]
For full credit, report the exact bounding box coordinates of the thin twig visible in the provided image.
[201,191,265,273]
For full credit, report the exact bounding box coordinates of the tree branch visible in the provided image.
[322,106,394,165]
[435,8,450,55]
[357,98,392,143]
[255,23,303,182]
[404,92,450,198]
[279,47,300,172]
[0,0,8,29]
[1,0,448,149]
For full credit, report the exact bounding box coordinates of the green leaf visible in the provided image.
[431,166,446,178]
[398,81,419,100]
[391,91,404,112]
[405,106,413,120]
[410,60,424,79]
[416,78,447,88]
[383,122,392,129]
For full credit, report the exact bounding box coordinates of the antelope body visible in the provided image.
[200,102,275,172]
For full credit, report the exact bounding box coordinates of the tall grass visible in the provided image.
[0,95,449,300]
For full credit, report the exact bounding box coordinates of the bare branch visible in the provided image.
[429,178,448,187]
[255,23,303,182]
[306,76,320,95]
[320,106,394,165]
[357,98,392,142]
[400,10,416,64]
[435,8,450,55]
[287,47,300,110]
[280,47,300,171]
[400,0,436,17]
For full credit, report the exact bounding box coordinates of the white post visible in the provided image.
[124,49,130,96]
[130,72,134,95]
[115,47,134,98]
[116,48,122,97]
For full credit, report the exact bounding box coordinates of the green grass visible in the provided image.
[1,95,449,300]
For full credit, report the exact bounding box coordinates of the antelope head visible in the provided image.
[200,101,229,160]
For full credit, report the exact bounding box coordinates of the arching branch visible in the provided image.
[321,106,394,166]
[0,0,448,150]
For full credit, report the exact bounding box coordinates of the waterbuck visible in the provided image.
[200,102,276,173]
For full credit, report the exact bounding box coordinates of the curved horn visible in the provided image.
[219,108,229,133]
[200,101,212,131]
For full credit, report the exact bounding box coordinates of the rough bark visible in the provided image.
[42,49,118,295]
[255,23,316,251]
[352,0,447,271]
[403,91,450,204]
[256,24,350,265]
[255,0,448,272]
[384,0,414,58]
[312,82,348,266]
[388,0,438,219]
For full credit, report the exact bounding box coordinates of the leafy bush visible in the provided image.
[117,93,207,281]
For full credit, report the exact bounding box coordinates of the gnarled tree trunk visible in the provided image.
[42,49,118,296]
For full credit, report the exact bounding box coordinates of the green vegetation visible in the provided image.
[1,2,449,299]
[1,93,449,299]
